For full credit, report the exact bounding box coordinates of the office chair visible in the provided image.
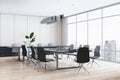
[75,47,90,73]
[90,45,100,66]
[30,46,37,60]
[21,45,32,65]
[48,43,52,46]
[83,45,89,49]
[12,43,20,56]
[79,45,82,48]
[65,44,77,60]
[37,43,42,47]
[21,45,27,61]
[26,46,37,68]
[47,43,54,55]
[36,47,55,71]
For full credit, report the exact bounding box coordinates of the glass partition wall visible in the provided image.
[66,3,120,62]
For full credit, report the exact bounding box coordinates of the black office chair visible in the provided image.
[65,44,77,60]
[30,46,36,59]
[26,46,37,67]
[75,47,90,73]
[90,45,100,66]
[24,46,41,69]
[21,45,27,61]
[37,47,55,71]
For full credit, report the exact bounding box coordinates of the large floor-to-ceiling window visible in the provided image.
[67,16,77,47]
[67,3,120,62]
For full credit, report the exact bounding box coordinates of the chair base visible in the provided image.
[76,63,89,74]
[88,59,100,67]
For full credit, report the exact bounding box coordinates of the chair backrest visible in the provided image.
[48,43,52,46]
[12,43,19,53]
[37,47,46,61]
[83,45,89,49]
[30,46,36,59]
[94,45,100,57]
[21,45,27,56]
[69,44,74,50]
[37,43,42,47]
[79,45,82,48]
[68,44,73,53]
[77,47,90,63]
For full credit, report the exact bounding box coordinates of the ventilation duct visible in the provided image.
[41,15,64,24]
[56,15,64,21]
[41,16,57,24]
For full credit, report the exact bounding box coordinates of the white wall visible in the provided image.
[14,15,28,45]
[1,14,14,46]
[0,13,61,46]
[40,21,61,45]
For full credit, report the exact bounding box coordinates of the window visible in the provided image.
[77,13,87,22]
[103,4,120,17]
[103,16,120,50]
[88,9,102,19]
[66,3,120,62]
[67,16,76,23]
[77,22,87,48]
[88,19,102,49]
[67,24,76,47]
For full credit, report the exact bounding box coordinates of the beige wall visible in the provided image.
[61,18,67,45]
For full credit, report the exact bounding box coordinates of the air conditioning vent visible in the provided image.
[41,16,57,24]
[56,15,64,21]
[41,15,64,24]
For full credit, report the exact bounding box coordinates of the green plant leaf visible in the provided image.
[25,36,29,39]
[30,38,35,43]
[30,32,34,39]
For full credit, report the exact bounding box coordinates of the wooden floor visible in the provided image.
[0,56,120,80]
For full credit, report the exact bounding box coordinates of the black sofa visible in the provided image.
[0,47,17,57]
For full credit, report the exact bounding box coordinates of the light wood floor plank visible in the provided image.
[0,57,120,80]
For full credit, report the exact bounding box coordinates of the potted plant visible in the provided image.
[25,32,36,46]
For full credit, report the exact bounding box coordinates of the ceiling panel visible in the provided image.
[0,0,120,17]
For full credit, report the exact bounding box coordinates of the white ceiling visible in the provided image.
[0,0,120,17]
